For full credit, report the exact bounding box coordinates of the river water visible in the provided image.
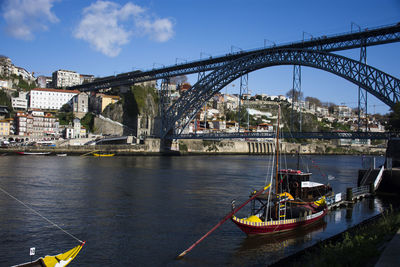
[0,155,390,266]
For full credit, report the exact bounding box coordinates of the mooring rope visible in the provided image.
[0,186,84,244]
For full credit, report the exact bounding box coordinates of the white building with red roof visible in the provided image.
[30,88,80,110]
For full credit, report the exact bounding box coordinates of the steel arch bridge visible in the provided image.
[162,48,400,137]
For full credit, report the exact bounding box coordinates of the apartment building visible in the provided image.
[12,92,29,110]
[52,70,81,88]
[0,120,10,136]
[30,88,80,110]
[37,76,53,88]
[16,111,59,137]
[0,56,34,81]
[90,93,121,113]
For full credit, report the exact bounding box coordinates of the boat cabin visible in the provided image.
[277,169,332,201]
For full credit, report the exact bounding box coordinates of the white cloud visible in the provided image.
[137,18,175,42]
[2,0,59,40]
[74,1,175,57]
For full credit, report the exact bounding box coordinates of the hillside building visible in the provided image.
[90,93,120,113]
[0,56,35,81]
[15,111,59,138]
[37,76,53,88]
[72,92,89,118]
[12,92,29,110]
[52,70,81,88]
[0,119,10,136]
[30,88,80,110]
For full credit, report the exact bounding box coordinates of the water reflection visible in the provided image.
[230,221,326,266]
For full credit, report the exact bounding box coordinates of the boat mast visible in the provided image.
[275,105,280,194]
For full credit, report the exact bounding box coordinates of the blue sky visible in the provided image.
[1,0,400,114]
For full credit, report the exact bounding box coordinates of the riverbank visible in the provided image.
[271,207,400,266]
[177,139,385,155]
[0,138,386,156]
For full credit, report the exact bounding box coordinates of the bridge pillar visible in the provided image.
[291,65,302,132]
[358,41,368,131]
[159,78,170,137]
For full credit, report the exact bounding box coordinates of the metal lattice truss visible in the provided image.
[71,23,400,92]
[163,49,400,137]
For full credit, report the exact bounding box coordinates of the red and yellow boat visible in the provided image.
[230,105,330,235]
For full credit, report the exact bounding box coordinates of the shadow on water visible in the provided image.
[230,220,327,266]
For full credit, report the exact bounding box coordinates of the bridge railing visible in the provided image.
[352,185,370,197]
[168,131,397,140]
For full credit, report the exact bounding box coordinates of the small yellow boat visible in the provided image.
[93,153,115,157]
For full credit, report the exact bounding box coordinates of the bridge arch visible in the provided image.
[163,49,400,136]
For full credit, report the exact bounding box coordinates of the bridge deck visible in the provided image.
[71,23,400,91]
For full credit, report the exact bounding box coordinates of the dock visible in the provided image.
[327,165,384,210]
[327,185,373,210]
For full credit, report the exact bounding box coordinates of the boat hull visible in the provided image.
[231,209,327,235]
[93,153,115,157]
[17,151,51,155]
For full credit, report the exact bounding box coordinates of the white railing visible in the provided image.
[374,165,385,190]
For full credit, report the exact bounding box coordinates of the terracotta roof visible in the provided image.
[32,88,80,94]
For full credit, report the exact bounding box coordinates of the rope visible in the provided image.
[0,186,84,244]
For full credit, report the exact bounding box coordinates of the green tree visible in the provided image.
[60,103,72,113]
[57,104,74,125]
[387,102,400,131]
[10,74,36,91]
[81,112,95,132]
[0,90,12,112]
[225,110,236,121]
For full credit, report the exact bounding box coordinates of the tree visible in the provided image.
[57,104,74,125]
[387,102,400,131]
[60,103,72,113]
[286,89,303,102]
[0,90,12,112]
[81,113,95,132]
[305,96,322,107]
[225,110,236,121]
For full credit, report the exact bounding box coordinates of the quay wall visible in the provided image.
[1,138,161,155]
[178,139,385,155]
[0,138,385,156]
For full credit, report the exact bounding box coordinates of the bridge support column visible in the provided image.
[291,65,302,132]
[159,78,170,137]
[358,41,368,131]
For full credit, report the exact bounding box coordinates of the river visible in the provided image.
[0,155,389,266]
